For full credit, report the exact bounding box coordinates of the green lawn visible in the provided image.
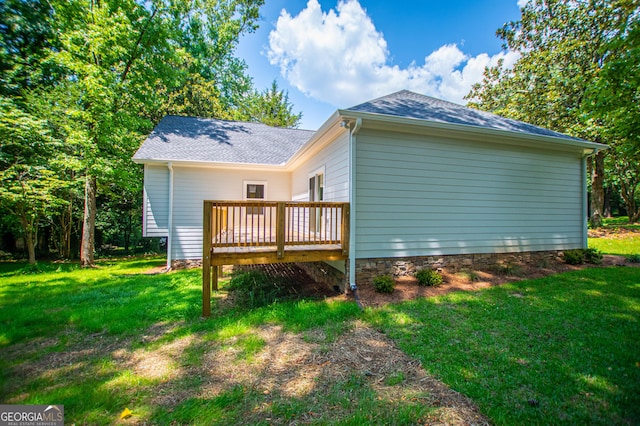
[589,236,640,256]
[1,257,639,425]
[589,216,640,256]
[367,268,640,425]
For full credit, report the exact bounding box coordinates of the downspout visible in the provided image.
[348,118,362,296]
[166,162,174,271]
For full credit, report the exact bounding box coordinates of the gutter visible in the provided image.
[166,162,174,271]
[348,118,362,297]
[337,109,609,153]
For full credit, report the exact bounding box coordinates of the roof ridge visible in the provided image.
[344,89,582,141]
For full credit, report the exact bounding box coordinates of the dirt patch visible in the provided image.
[193,321,489,425]
[352,255,638,308]
[588,227,640,239]
[353,263,567,308]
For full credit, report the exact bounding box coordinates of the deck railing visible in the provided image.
[207,201,349,251]
[202,200,350,316]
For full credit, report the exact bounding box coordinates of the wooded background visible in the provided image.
[1,0,638,264]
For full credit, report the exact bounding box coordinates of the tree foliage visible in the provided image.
[238,80,303,128]
[0,97,68,263]
[0,0,304,263]
[467,0,640,226]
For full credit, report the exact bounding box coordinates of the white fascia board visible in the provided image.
[284,111,346,169]
[131,158,290,171]
[337,110,609,154]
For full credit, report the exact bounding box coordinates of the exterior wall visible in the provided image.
[171,165,291,260]
[142,164,170,237]
[355,129,585,259]
[291,131,350,202]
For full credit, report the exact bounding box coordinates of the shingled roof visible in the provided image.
[135,91,595,166]
[344,90,582,141]
[133,116,315,165]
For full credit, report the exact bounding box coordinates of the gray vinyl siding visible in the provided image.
[171,166,291,260]
[291,132,350,202]
[143,165,169,237]
[355,129,585,259]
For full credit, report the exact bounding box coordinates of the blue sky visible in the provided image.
[236,0,525,129]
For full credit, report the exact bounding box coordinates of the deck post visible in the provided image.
[341,203,350,256]
[202,201,213,317]
[276,202,286,258]
[212,265,219,291]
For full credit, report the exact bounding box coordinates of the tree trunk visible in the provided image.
[589,151,605,228]
[20,216,36,265]
[80,175,97,266]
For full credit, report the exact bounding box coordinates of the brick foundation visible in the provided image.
[174,250,562,288]
[355,251,562,285]
[171,259,202,270]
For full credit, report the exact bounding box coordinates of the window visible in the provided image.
[309,169,324,232]
[244,181,266,214]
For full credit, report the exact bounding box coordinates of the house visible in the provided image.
[133,90,606,299]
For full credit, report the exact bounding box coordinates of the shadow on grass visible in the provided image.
[0,258,362,424]
[367,267,640,425]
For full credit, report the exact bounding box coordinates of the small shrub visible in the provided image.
[627,254,640,263]
[373,275,395,293]
[416,269,443,286]
[227,270,290,308]
[584,248,603,265]
[563,248,603,265]
[563,249,585,265]
[457,269,480,282]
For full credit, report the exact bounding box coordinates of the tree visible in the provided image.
[43,0,264,266]
[0,97,67,263]
[466,0,637,227]
[0,0,60,97]
[588,16,640,222]
[0,0,305,263]
[239,80,302,128]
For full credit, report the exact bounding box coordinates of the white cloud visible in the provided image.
[517,0,531,9]
[267,0,520,108]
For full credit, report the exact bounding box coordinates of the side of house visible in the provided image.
[353,127,586,258]
[134,91,607,285]
[135,116,315,268]
[346,123,589,282]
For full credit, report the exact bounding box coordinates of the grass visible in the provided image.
[1,246,639,424]
[589,236,640,256]
[366,268,640,425]
[588,216,640,256]
[599,216,640,230]
[0,257,365,424]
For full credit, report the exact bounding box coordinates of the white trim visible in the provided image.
[243,180,268,201]
[582,155,589,248]
[337,110,608,154]
[142,164,148,237]
[166,162,174,270]
[348,118,362,290]
[308,165,326,179]
[308,166,326,201]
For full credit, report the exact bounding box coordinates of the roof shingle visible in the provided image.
[133,116,315,165]
[345,90,581,141]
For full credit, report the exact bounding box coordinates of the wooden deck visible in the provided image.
[202,201,349,316]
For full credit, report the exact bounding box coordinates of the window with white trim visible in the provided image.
[244,181,267,214]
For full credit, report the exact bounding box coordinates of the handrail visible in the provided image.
[202,200,350,317]
[204,200,349,254]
